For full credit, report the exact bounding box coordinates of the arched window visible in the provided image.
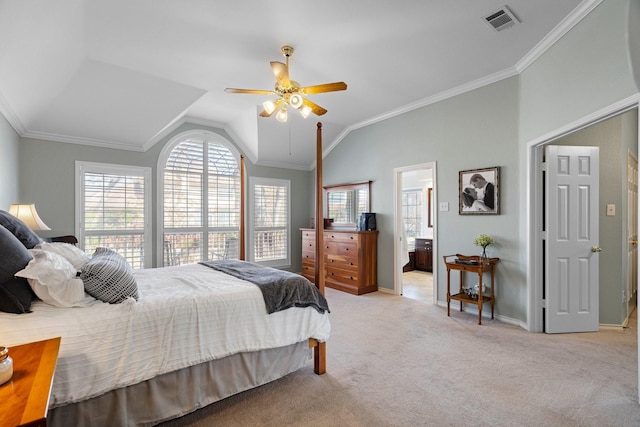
[160,132,240,266]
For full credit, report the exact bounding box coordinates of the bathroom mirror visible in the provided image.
[324,181,371,228]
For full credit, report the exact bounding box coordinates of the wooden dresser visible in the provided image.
[301,228,378,295]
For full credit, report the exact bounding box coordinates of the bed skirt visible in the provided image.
[48,341,311,427]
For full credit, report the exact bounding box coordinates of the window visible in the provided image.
[160,133,240,266]
[75,162,152,268]
[250,177,290,267]
[402,189,423,250]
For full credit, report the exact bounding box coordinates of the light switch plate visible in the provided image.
[439,202,449,212]
[606,204,615,216]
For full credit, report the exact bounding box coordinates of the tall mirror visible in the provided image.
[324,181,371,228]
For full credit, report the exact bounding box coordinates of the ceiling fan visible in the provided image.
[224,46,347,122]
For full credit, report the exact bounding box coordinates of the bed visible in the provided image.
[0,124,330,426]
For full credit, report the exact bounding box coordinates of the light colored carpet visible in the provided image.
[159,287,640,427]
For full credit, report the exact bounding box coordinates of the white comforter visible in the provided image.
[0,264,331,407]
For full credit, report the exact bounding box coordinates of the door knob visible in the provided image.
[591,246,603,252]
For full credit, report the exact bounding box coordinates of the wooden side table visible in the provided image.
[0,337,61,427]
[444,254,499,325]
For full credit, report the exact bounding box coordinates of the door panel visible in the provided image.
[546,145,599,333]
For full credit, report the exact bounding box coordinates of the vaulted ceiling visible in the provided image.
[0,0,591,170]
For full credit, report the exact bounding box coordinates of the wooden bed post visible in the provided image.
[240,154,246,261]
[314,123,325,295]
[313,122,326,375]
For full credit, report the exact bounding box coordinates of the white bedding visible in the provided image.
[0,264,331,407]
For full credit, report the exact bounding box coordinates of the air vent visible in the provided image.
[484,6,519,32]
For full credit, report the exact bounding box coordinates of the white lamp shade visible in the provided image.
[289,93,304,108]
[263,100,277,115]
[8,204,51,231]
[299,105,312,118]
[276,106,288,122]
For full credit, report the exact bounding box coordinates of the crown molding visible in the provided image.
[0,89,26,135]
[516,0,604,72]
[21,130,146,152]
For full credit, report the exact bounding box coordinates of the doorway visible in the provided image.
[528,105,639,333]
[393,162,437,302]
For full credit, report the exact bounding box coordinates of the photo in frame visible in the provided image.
[459,166,500,215]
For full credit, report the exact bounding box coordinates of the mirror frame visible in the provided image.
[323,181,371,228]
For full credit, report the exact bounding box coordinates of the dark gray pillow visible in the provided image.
[0,277,36,314]
[80,247,138,304]
[0,210,42,249]
[0,224,33,282]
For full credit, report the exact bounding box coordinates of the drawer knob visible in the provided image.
[350,236,354,239]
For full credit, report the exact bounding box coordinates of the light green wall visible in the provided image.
[18,123,312,270]
[0,112,20,209]
[322,77,522,319]
[554,110,638,325]
[519,0,638,143]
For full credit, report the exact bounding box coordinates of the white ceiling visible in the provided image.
[0,0,591,170]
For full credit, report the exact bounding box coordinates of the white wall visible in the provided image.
[0,112,19,210]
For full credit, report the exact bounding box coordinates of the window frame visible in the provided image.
[248,176,290,268]
[402,187,424,250]
[157,130,242,267]
[75,161,152,268]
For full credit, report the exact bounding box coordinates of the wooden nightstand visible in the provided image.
[0,337,61,427]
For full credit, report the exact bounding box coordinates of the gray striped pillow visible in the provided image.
[81,248,138,304]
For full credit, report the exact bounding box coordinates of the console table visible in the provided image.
[444,254,499,325]
[0,337,61,427]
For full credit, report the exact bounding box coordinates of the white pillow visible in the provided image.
[35,242,90,270]
[15,249,86,307]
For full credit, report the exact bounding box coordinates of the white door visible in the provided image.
[627,152,638,309]
[545,145,600,333]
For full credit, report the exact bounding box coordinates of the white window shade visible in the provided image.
[76,162,151,269]
[250,177,290,266]
[161,137,240,266]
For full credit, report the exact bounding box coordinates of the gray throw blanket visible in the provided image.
[199,260,330,315]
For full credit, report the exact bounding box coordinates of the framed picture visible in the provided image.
[459,166,500,215]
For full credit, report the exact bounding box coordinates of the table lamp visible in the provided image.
[8,203,51,231]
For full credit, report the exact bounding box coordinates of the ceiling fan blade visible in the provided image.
[270,61,290,87]
[225,88,275,95]
[302,98,327,116]
[301,82,347,94]
[259,99,284,117]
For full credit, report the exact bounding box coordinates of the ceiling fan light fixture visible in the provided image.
[263,100,278,115]
[299,105,312,119]
[276,105,288,122]
[289,93,304,108]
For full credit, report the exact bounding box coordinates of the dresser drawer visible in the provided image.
[301,262,315,277]
[325,241,357,256]
[326,265,359,284]
[324,232,358,243]
[325,253,357,271]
